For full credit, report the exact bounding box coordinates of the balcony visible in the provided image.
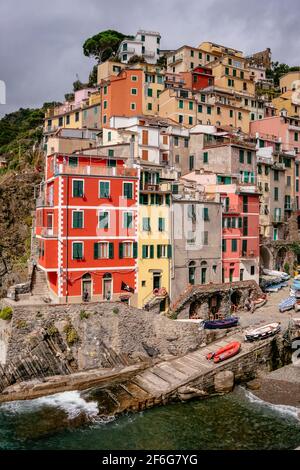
[222,206,240,214]
[54,164,138,178]
[36,196,54,208]
[241,250,256,259]
[41,227,58,238]
[271,215,283,224]
[168,54,183,65]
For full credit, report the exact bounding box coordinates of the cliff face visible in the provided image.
[0,171,42,296]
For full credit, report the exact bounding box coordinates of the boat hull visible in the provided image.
[203,316,239,330]
[245,323,281,342]
[206,341,241,363]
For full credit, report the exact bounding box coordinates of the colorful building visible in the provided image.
[35,151,139,304]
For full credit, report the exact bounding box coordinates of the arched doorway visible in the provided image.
[275,247,286,271]
[260,246,272,270]
[230,290,242,312]
[200,261,207,284]
[209,294,222,317]
[103,273,112,301]
[82,273,92,302]
[189,300,204,319]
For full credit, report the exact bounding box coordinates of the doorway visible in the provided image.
[103,273,112,300]
[82,273,92,302]
[153,272,161,290]
[229,268,234,283]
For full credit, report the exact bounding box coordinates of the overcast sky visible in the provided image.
[0,0,299,118]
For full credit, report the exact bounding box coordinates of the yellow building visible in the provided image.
[279,71,300,94]
[97,60,126,82]
[159,88,196,127]
[137,167,172,311]
[272,91,300,118]
[210,57,255,97]
[166,45,221,74]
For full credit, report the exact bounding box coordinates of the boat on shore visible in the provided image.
[244,323,281,342]
[278,296,296,312]
[202,316,239,330]
[263,269,290,280]
[206,341,241,363]
[252,297,267,311]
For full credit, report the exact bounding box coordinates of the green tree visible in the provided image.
[88,65,98,87]
[267,62,293,86]
[83,29,132,63]
[127,55,145,65]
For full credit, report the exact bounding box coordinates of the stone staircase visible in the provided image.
[30,266,50,297]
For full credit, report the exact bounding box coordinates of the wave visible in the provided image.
[242,387,300,422]
[0,390,100,421]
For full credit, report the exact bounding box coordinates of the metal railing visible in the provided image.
[54,164,138,178]
[41,227,58,237]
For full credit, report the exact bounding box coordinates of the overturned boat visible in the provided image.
[206,341,241,363]
[244,323,281,342]
[202,316,239,330]
[263,269,290,280]
[278,296,296,312]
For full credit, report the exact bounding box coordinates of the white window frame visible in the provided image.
[130,102,136,110]
[72,178,84,198]
[72,210,84,228]
[160,245,168,258]
[99,210,110,229]
[123,181,134,199]
[123,211,134,229]
[99,180,110,198]
[98,241,109,259]
[72,241,84,260]
[131,75,138,82]
[122,241,133,258]
[131,88,137,95]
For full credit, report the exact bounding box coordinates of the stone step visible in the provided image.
[174,358,200,373]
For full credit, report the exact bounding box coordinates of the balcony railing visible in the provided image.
[241,250,257,258]
[271,215,283,223]
[54,164,138,178]
[36,197,54,208]
[222,206,241,214]
[41,227,58,237]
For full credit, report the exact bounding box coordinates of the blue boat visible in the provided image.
[278,296,296,312]
[203,316,239,330]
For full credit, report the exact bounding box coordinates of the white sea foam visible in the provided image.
[243,388,300,421]
[1,390,99,420]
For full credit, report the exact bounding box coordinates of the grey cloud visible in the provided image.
[0,0,299,117]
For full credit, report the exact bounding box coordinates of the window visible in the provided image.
[175,155,180,164]
[69,156,78,167]
[207,106,212,115]
[141,34,145,41]
[189,101,193,110]
[198,104,203,113]
[203,152,208,163]
[184,138,189,148]
[99,181,110,198]
[251,113,255,120]
[187,230,196,245]
[158,217,165,231]
[174,136,179,146]
[238,112,242,120]
[242,239,247,255]
[201,94,206,103]
[147,88,153,97]
[190,50,194,57]
[140,194,148,205]
[295,132,299,142]
[72,211,83,228]
[147,103,152,111]
[250,266,255,276]
[142,217,151,231]
[206,54,210,61]
[103,115,107,124]
[222,239,226,252]
[274,169,279,181]
[190,62,194,69]
[239,150,244,163]
[157,75,163,84]
[131,88,137,95]
[243,196,248,213]
[247,151,252,164]
[203,231,208,245]
[287,175,291,187]
[94,242,114,259]
[120,242,134,258]
[103,100,107,109]
[103,85,108,94]
[72,180,83,197]
[130,103,136,110]
[75,112,79,122]
[131,76,137,81]
[274,187,279,201]
[58,116,63,127]
[123,182,133,199]
[178,100,184,109]
[99,211,109,229]
[231,239,237,252]
[123,212,133,229]
[203,207,209,221]
[230,109,233,118]
[157,244,171,258]
[189,155,194,171]
[179,115,183,124]
[217,107,221,115]
[142,245,154,259]
[72,242,83,260]
[199,52,202,59]
[201,267,207,284]
[225,67,229,75]
[188,116,193,125]
[189,262,196,285]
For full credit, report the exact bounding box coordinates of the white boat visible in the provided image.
[263,269,290,280]
[244,323,281,342]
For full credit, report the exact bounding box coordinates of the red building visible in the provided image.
[221,185,260,284]
[35,152,139,304]
[181,66,214,91]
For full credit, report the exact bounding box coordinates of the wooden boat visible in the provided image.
[244,323,281,342]
[202,316,239,330]
[263,269,290,280]
[206,341,241,363]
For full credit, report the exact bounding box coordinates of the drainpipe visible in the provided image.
[65,175,69,303]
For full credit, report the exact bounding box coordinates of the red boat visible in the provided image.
[206,341,241,363]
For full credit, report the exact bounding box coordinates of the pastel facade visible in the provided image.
[118,30,161,64]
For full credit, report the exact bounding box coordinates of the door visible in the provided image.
[103,278,112,300]
[82,279,92,302]
[229,268,234,283]
[47,213,53,236]
[153,273,161,290]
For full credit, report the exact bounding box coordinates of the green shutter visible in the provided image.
[94,243,99,259]
[150,245,154,258]
[158,218,165,231]
[124,182,133,199]
[150,194,155,205]
[73,242,82,259]
[124,212,133,229]
[157,245,161,258]
[203,208,209,220]
[109,242,114,259]
[142,245,147,258]
[165,194,170,206]
[133,242,138,258]
[238,217,242,228]
[167,244,172,258]
[203,152,208,163]
[100,181,110,198]
[119,242,123,259]
[73,180,83,197]
[73,211,83,228]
